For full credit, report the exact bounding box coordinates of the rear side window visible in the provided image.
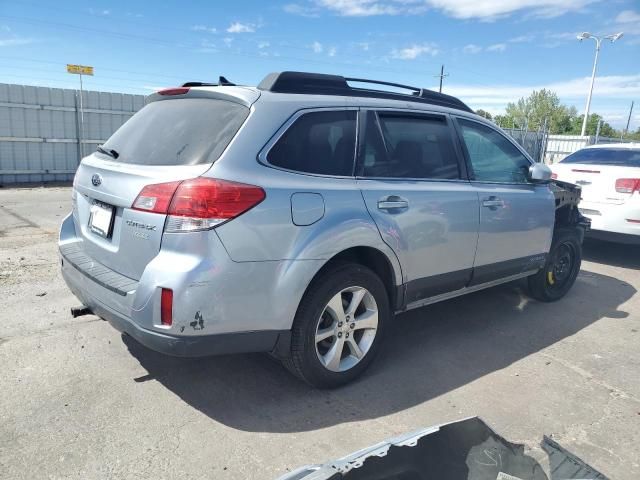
[102,98,249,166]
[267,110,357,176]
[561,148,640,167]
[358,112,460,179]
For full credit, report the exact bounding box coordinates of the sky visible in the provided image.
[1,0,639,129]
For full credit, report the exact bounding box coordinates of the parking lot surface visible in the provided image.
[1,186,639,480]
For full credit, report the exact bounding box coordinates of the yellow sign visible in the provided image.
[66,64,94,76]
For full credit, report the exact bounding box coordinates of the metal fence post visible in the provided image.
[74,90,82,166]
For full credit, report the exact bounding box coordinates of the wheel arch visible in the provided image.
[308,246,403,312]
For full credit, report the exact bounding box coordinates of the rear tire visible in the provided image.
[527,227,582,302]
[283,263,389,389]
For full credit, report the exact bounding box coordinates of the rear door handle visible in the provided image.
[378,196,409,211]
[482,196,505,208]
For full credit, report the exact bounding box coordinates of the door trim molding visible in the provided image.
[401,269,539,313]
[397,253,547,312]
[404,268,472,305]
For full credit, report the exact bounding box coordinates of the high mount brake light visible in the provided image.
[157,87,190,96]
[132,178,265,232]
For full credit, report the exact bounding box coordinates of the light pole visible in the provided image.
[577,32,623,136]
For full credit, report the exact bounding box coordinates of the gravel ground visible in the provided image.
[1,186,639,480]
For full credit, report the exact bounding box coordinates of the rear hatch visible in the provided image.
[72,91,254,280]
[552,147,640,205]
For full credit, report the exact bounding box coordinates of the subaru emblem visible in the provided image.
[91,174,102,187]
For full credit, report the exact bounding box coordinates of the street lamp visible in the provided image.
[577,31,624,136]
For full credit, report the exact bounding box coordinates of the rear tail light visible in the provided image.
[157,87,190,96]
[615,178,640,194]
[132,177,265,232]
[132,181,182,213]
[160,288,173,326]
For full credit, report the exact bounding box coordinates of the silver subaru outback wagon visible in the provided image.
[59,71,588,388]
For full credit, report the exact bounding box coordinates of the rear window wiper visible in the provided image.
[96,145,120,159]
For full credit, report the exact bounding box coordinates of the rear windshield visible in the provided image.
[101,98,249,166]
[560,148,640,167]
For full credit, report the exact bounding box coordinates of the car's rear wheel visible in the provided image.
[283,263,389,388]
[527,228,582,302]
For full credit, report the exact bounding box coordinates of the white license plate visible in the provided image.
[89,202,114,238]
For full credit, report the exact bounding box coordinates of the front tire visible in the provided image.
[283,263,389,388]
[527,228,582,302]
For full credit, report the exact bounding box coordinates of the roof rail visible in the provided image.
[182,76,237,88]
[257,71,472,112]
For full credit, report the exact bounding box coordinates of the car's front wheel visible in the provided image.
[527,227,582,302]
[283,263,389,388]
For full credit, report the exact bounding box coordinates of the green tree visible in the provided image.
[625,127,640,141]
[503,89,576,134]
[475,109,492,120]
[569,113,617,137]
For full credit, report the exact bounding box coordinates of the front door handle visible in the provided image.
[378,196,409,211]
[482,196,505,208]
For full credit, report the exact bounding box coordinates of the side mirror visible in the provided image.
[528,163,552,183]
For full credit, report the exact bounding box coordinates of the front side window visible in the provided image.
[267,110,356,176]
[457,119,531,183]
[358,112,460,179]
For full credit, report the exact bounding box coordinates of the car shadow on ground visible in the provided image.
[123,269,634,433]
[582,237,640,270]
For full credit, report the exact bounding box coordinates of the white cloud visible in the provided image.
[317,0,405,16]
[311,41,323,53]
[89,8,111,16]
[615,10,640,24]
[546,32,578,40]
[198,39,216,52]
[283,3,320,17]
[444,74,640,109]
[258,41,270,49]
[328,46,337,57]
[0,37,35,47]
[223,37,233,47]
[226,22,255,33]
[391,43,439,60]
[357,42,370,51]
[463,44,482,54]
[487,43,506,52]
[315,0,598,19]
[509,34,535,43]
[191,25,217,33]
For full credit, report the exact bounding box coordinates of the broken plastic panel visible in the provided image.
[276,417,607,480]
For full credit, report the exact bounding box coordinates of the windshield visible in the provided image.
[560,148,640,167]
[101,98,249,166]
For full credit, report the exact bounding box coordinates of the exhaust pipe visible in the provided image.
[70,306,93,318]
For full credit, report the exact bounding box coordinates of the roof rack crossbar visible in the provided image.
[257,71,472,113]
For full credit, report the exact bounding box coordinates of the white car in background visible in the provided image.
[550,143,640,243]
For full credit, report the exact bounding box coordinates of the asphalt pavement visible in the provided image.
[1,186,639,479]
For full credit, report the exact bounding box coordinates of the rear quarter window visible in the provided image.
[101,98,249,166]
[266,110,357,176]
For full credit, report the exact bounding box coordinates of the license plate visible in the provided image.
[89,201,115,238]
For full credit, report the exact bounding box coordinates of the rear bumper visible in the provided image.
[61,257,286,356]
[579,199,640,237]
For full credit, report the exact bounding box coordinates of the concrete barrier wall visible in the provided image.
[0,83,145,184]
